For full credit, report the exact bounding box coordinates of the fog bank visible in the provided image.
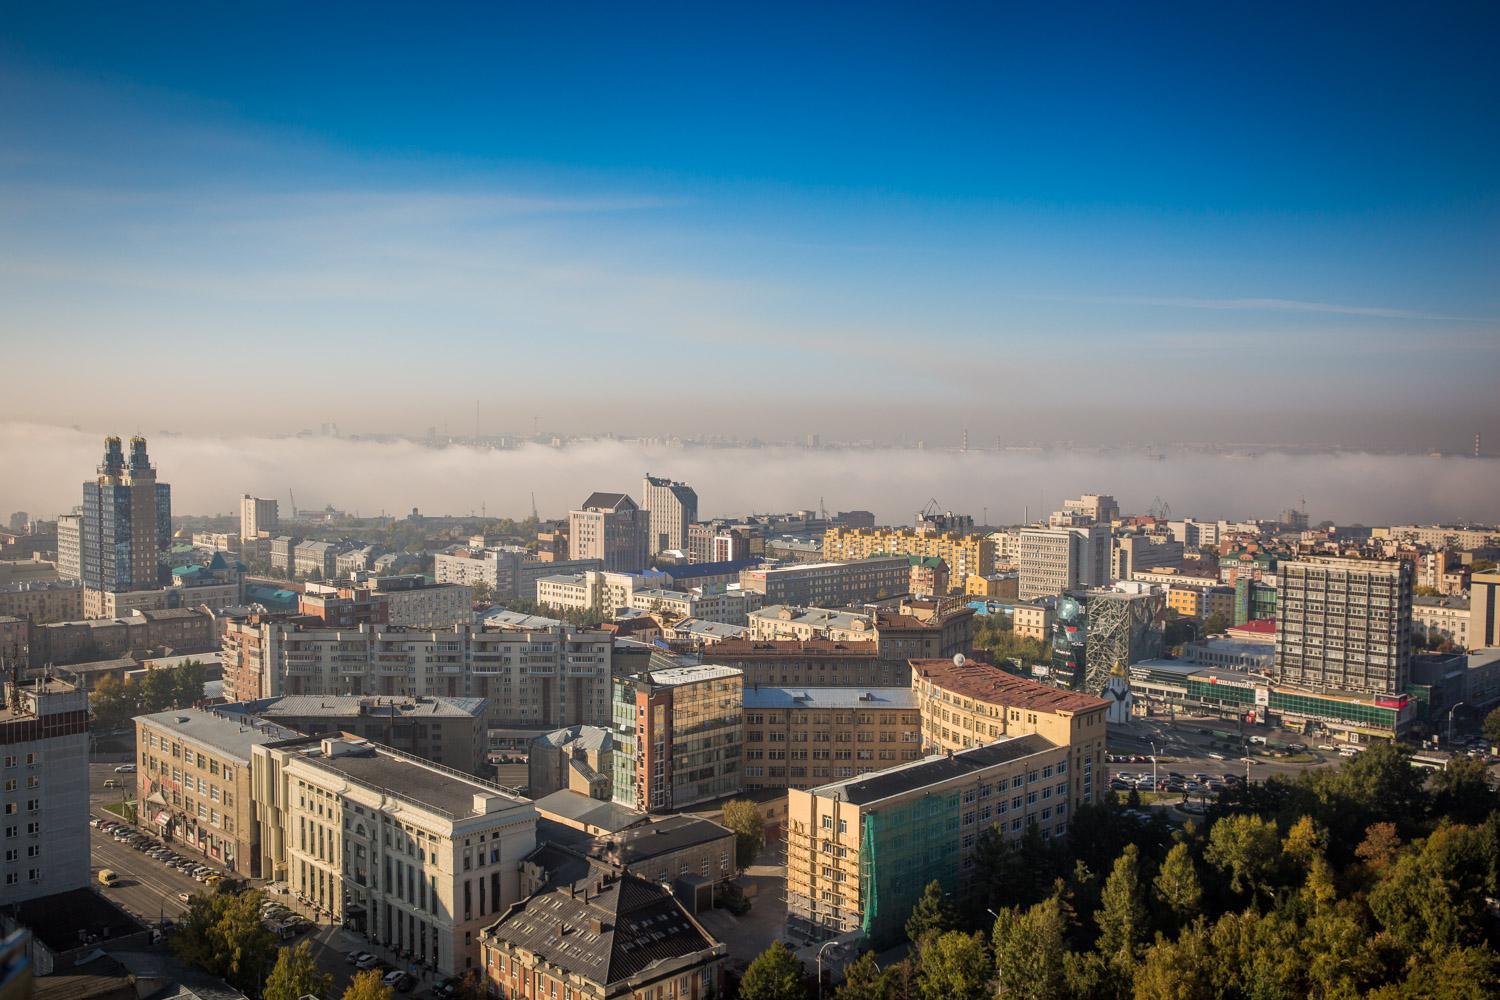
[4,423,1497,528]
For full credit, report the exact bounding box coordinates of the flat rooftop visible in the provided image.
[643,663,743,686]
[815,734,1059,806]
[910,657,1109,715]
[223,694,485,719]
[291,738,529,819]
[139,707,306,761]
[743,686,916,710]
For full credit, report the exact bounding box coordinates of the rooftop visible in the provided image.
[667,619,749,640]
[816,735,1060,806]
[708,637,877,657]
[749,605,873,630]
[642,664,743,687]
[484,872,719,986]
[743,686,916,710]
[664,559,764,580]
[597,815,734,865]
[533,789,649,834]
[910,657,1109,714]
[222,694,486,720]
[482,608,566,630]
[289,737,530,820]
[137,707,305,761]
[578,492,634,512]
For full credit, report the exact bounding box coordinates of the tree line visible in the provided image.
[90,660,209,730]
[736,741,1500,1000]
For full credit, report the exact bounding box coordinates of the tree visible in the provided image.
[1200,613,1229,636]
[171,660,209,707]
[265,941,332,1000]
[341,970,394,1000]
[1430,755,1500,824]
[905,881,954,946]
[1132,918,1217,1000]
[1152,842,1202,925]
[992,895,1068,1000]
[1482,706,1500,746]
[1369,823,1493,953]
[90,674,141,730]
[171,889,276,993]
[1281,815,1328,871]
[739,942,808,1000]
[721,799,765,869]
[833,951,895,1000]
[1355,822,1402,876]
[1096,844,1148,962]
[915,931,990,1000]
[1204,814,1282,899]
[140,667,178,712]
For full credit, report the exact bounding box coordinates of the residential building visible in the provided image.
[0,677,89,903]
[569,494,649,574]
[659,618,749,649]
[0,580,83,623]
[1012,601,1054,642]
[80,436,171,600]
[641,475,698,557]
[590,815,738,891]
[28,607,217,668]
[1375,524,1500,550]
[255,735,537,975]
[746,599,973,661]
[88,580,240,619]
[822,526,994,583]
[687,521,760,565]
[218,694,488,773]
[910,656,1107,807]
[536,571,664,616]
[1061,494,1119,525]
[1471,572,1500,649]
[1275,556,1413,695]
[1111,534,1185,580]
[741,687,920,792]
[480,871,725,1000]
[1017,525,1110,600]
[435,547,603,602]
[365,575,472,627]
[786,735,1074,946]
[55,514,81,581]
[269,536,300,574]
[738,556,911,607]
[528,726,613,800]
[747,606,872,642]
[707,639,909,687]
[239,495,278,543]
[763,537,824,564]
[1168,519,1221,551]
[220,619,613,731]
[135,707,303,877]
[906,556,948,598]
[965,573,1019,601]
[628,587,758,626]
[292,541,341,580]
[1413,596,1470,650]
[0,616,25,667]
[610,665,743,813]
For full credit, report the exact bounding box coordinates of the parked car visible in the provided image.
[114,764,136,773]
[355,954,380,970]
[346,951,367,966]
[177,892,192,902]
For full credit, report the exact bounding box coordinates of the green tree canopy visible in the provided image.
[905,880,955,946]
[992,894,1068,1000]
[1096,844,1149,962]
[721,799,765,869]
[915,930,991,1000]
[738,941,808,1000]
[1481,706,1500,745]
[264,941,332,1000]
[171,889,276,993]
[1204,814,1282,899]
[1153,841,1202,925]
[341,970,394,1000]
[832,951,895,1000]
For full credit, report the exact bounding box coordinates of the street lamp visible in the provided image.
[1447,702,1466,746]
[817,940,842,1000]
[1149,742,1158,791]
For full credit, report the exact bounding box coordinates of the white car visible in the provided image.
[114,764,136,774]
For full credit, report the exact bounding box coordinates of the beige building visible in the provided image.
[135,707,305,877]
[1011,601,1054,641]
[0,580,83,623]
[706,639,909,688]
[87,581,240,619]
[748,599,973,660]
[1275,556,1413,695]
[1375,524,1500,550]
[1412,596,1470,649]
[569,492,649,573]
[1473,572,1500,649]
[641,475,698,557]
[527,725,613,800]
[965,573,1019,601]
[367,576,472,627]
[910,656,1108,808]
[738,557,911,607]
[741,687,920,792]
[255,735,537,975]
[822,526,995,584]
[239,495,278,542]
[1061,494,1119,524]
[786,735,1075,946]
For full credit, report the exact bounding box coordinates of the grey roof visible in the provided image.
[61,657,138,674]
[641,664,743,687]
[222,694,486,720]
[597,816,734,865]
[817,734,1059,806]
[750,605,873,631]
[484,873,718,986]
[482,608,566,629]
[291,740,530,819]
[138,707,305,762]
[534,789,649,833]
[579,492,635,512]
[534,725,613,753]
[670,618,748,639]
[742,686,916,710]
[106,950,249,1000]
[522,839,613,888]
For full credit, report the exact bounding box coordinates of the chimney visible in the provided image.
[589,917,603,934]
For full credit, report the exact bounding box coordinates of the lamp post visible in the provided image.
[1447,702,1466,746]
[817,940,841,1000]
[1149,742,1158,791]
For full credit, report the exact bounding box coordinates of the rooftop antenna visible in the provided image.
[531,492,539,521]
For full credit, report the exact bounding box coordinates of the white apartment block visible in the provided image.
[0,679,89,904]
[240,495,278,542]
[1018,525,1110,600]
[433,547,603,602]
[254,736,536,976]
[369,579,473,627]
[222,619,614,730]
[55,514,82,581]
[630,587,759,626]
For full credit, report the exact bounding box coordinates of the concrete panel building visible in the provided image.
[821,526,995,584]
[0,678,90,903]
[738,556,911,607]
[55,514,81,582]
[642,475,698,557]
[0,580,83,623]
[239,495,278,543]
[741,687,920,792]
[434,547,603,603]
[1275,556,1413,695]
[1018,525,1111,600]
[569,493,649,574]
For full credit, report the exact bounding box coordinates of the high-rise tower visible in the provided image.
[81,435,171,612]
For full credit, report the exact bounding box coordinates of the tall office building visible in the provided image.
[239,494,278,542]
[55,512,81,581]
[1275,556,1413,695]
[568,492,649,573]
[80,437,170,607]
[1061,494,1120,525]
[1018,525,1110,600]
[1472,572,1500,649]
[641,474,698,556]
[1,676,90,903]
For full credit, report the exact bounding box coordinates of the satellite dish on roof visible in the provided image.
[953,653,966,667]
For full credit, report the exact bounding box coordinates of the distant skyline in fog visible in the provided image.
[5,423,1497,529]
[2,8,1498,448]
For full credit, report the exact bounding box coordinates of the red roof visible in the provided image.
[1228,618,1276,636]
[910,658,1108,715]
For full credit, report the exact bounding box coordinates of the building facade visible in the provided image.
[738,557,912,607]
[55,513,81,581]
[569,493,649,574]
[741,687,920,792]
[239,495,278,543]
[0,678,89,903]
[641,475,698,557]
[1017,525,1110,600]
[81,436,170,597]
[0,580,83,623]
[821,527,995,583]
[610,665,743,813]
[255,735,537,975]
[1275,556,1413,695]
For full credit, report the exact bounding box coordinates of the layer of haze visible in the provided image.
[6,424,1497,529]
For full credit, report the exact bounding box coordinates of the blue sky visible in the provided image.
[1,4,1497,447]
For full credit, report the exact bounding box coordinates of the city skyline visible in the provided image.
[3,7,1498,447]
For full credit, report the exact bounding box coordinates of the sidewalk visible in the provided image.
[274,890,438,985]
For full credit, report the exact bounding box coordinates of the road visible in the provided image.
[1108,714,1344,784]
